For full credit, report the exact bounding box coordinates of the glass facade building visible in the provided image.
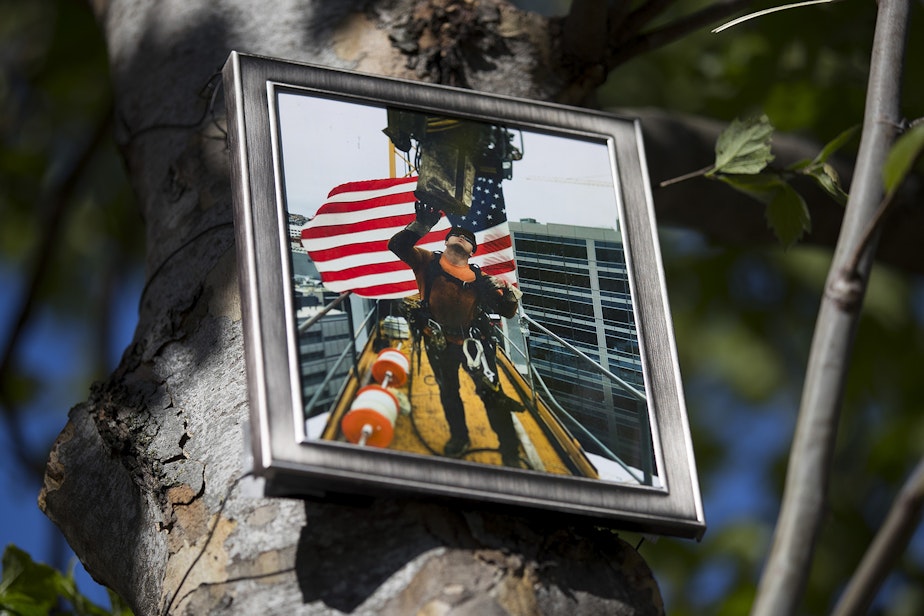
[508,220,651,473]
[289,214,358,421]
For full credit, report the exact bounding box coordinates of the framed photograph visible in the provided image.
[223,51,705,539]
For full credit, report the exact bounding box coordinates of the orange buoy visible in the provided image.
[341,385,398,447]
[371,348,409,387]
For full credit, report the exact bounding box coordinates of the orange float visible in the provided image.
[341,384,399,447]
[370,347,409,387]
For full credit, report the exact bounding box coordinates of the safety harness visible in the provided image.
[415,251,494,342]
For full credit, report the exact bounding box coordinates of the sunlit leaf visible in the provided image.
[0,546,60,614]
[765,183,811,247]
[805,162,848,205]
[709,115,775,176]
[883,122,924,194]
[0,546,122,616]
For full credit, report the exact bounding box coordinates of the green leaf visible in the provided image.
[709,115,776,176]
[718,174,811,247]
[0,590,55,616]
[107,588,134,616]
[805,162,849,206]
[0,546,123,616]
[813,124,860,165]
[765,183,811,248]
[784,126,856,206]
[1,545,61,614]
[883,122,924,194]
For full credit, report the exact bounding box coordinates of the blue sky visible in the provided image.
[276,92,621,229]
[0,265,141,608]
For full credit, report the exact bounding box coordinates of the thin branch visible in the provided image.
[842,189,896,277]
[711,0,841,33]
[606,1,634,40]
[0,105,114,477]
[831,458,924,616]
[0,107,113,385]
[844,119,924,276]
[658,164,714,187]
[750,0,911,614]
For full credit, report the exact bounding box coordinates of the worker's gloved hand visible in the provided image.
[415,200,442,228]
[490,277,523,301]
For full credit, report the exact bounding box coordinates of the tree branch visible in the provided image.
[629,107,924,275]
[843,119,924,277]
[0,105,113,476]
[831,458,924,616]
[608,0,756,67]
[751,0,911,614]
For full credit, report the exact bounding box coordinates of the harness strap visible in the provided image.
[418,252,493,341]
[422,252,485,310]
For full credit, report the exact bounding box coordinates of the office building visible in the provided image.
[508,220,651,473]
[288,214,361,422]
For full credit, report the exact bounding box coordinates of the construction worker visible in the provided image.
[388,200,524,467]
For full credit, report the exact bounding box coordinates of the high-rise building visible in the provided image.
[508,220,652,475]
[288,214,365,426]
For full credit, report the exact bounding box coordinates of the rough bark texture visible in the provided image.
[37,0,922,614]
[40,1,666,614]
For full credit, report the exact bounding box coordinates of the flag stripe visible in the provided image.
[310,192,419,215]
[477,234,512,256]
[301,218,451,253]
[306,236,448,273]
[300,175,517,299]
[326,176,417,199]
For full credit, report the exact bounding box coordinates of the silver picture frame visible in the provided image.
[223,51,705,539]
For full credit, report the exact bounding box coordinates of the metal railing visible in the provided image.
[497,316,652,485]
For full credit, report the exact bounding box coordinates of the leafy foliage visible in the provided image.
[789,125,857,205]
[0,0,140,446]
[0,545,131,615]
[708,115,775,175]
[645,234,924,615]
[1,0,140,606]
[1,0,923,615]
[666,115,857,248]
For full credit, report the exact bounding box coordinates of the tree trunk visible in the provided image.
[39,1,665,613]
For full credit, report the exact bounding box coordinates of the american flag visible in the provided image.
[300,175,517,299]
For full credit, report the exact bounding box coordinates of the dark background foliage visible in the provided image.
[1,0,922,613]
